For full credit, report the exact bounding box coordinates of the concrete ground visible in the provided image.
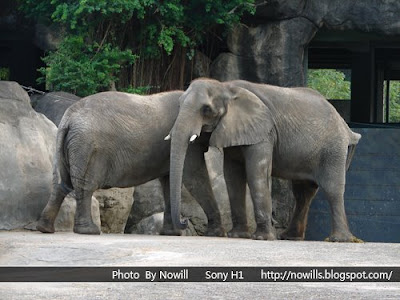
[0,231,399,299]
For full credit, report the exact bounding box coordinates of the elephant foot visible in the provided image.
[279,229,305,241]
[160,226,182,236]
[36,217,55,233]
[227,227,252,239]
[252,230,277,241]
[325,232,364,243]
[73,222,101,235]
[205,225,227,237]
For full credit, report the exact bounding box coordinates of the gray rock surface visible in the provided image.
[126,180,165,232]
[54,193,101,232]
[94,188,135,234]
[32,91,80,126]
[126,180,207,236]
[212,0,400,87]
[133,212,164,235]
[0,81,57,230]
[211,20,317,86]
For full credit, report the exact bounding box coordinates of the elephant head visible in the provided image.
[168,78,274,230]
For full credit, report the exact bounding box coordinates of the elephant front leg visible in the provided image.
[160,176,182,236]
[183,144,226,237]
[243,143,276,241]
[224,149,251,239]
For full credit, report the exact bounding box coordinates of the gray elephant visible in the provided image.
[168,78,362,242]
[36,90,225,236]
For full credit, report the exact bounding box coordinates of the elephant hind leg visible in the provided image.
[280,180,318,240]
[318,165,362,243]
[73,187,100,234]
[37,182,70,233]
[224,150,251,239]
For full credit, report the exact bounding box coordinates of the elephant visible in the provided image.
[168,78,362,242]
[36,90,225,236]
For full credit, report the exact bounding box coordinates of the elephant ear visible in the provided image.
[210,86,274,148]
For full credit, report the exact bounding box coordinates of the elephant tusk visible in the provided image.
[164,134,171,141]
[189,134,198,143]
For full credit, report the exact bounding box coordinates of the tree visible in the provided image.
[18,0,255,96]
[384,81,400,123]
[307,69,351,100]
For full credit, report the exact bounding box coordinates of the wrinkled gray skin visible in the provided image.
[169,78,362,242]
[36,91,225,236]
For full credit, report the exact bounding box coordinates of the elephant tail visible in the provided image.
[346,131,361,171]
[53,123,73,192]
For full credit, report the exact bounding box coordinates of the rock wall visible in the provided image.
[32,92,80,126]
[0,81,57,229]
[212,0,400,86]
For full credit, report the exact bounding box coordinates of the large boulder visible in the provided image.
[0,81,57,230]
[126,180,207,236]
[94,187,135,234]
[212,0,400,87]
[54,192,101,232]
[210,20,317,87]
[32,92,80,126]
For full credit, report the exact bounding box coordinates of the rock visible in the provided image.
[0,80,31,105]
[125,179,207,236]
[211,20,317,87]
[126,179,165,232]
[132,212,164,235]
[303,0,400,34]
[180,185,207,236]
[192,51,212,78]
[32,92,80,126]
[94,187,135,234]
[0,81,57,230]
[255,0,305,19]
[54,192,101,232]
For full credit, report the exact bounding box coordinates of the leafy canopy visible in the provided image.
[19,0,255,96]
[307,69,351,100]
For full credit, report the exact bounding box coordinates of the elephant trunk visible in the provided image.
[169,110,202,231]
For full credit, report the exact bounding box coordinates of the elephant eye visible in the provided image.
[202,104,214,117]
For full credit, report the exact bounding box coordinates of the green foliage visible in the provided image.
[0,68,10,80]
[383,81,400,123]
[307,69,351,100]
[19,0,255,95]
[39,36,136,96]
[121,85,152,95]
[19,0,255,56]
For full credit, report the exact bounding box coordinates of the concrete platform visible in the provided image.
[0,231,399,299]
